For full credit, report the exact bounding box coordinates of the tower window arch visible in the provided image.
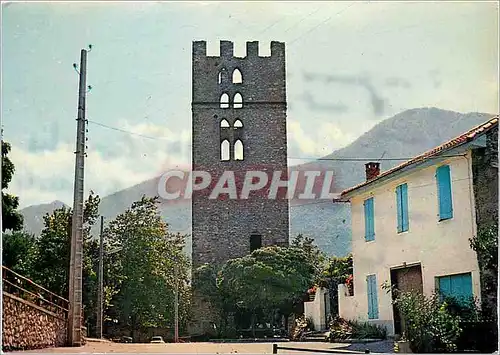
[233,93,243,109]
[234,119,243,128]
[232,68,243,84]
[234,139,244,161]
[220,93,230,109]
[218,68,227,84]
[220,119,230,128]
[221,140,230,161]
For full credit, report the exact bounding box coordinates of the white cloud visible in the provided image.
[287,120,318,156]
[288,120,355,159]
[9,122,192,208]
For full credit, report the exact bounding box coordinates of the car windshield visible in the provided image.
[152,337,162,340]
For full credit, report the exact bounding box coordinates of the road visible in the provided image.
[14,340,393,354]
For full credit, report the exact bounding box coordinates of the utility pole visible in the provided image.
[68,48,88,347]
[0,126,4,351]
[174,259,179,343]
[96,216,104,339]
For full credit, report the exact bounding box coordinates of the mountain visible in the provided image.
[19,108,494,256]
[19,200,69,236]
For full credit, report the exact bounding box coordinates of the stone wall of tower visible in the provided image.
[191,40,290,272]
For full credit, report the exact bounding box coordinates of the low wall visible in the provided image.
[304,287,330,331]
[338,284,359,321]
[2,292,67,351]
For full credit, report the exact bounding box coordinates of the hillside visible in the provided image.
[19,108,494,256]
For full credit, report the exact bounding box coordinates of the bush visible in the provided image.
[392,291,462,353]
[327,316,386,341]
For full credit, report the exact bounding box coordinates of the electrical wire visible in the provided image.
[288,2,357,46]
[88,119,466,162]
[87,120,171,141]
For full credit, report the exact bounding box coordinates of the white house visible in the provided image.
[337,116,498,336]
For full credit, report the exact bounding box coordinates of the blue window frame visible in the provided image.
[364,197,375,241]
[367,274,379,319]
[437,273,473,305]
[436,165,453,220]
[396,183,409,233]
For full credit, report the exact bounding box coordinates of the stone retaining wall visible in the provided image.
[2,292,67,351]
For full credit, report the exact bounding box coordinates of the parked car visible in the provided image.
[121,336,133,343]
[150,336,165,343]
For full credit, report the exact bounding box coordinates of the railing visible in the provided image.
[2,266,69,317]
[272,344,370,354]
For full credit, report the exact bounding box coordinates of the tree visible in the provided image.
[2,141,23,231]
[469,223,498,319]
[104,196,190,337]
[214,245,315,336]
[319,254,353,315]
[291,234,326,285]
[2,230,36,274]
[26,191,107,336]
[29,206,72,296]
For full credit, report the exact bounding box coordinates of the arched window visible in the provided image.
[234,139,244,161]
[232,68,243,84]
[218,68,227,84]
[233,93,243,109]
[221,140,230,161]
[234,119,243,128]
[220,93,229,109]
[220,119,230,128]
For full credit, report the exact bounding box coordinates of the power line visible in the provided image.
[88,118,468,162]
[288,2,357,46]
[87,120,171,141]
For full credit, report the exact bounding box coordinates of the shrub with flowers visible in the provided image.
[345,275,354,296]
[307,285,317,294]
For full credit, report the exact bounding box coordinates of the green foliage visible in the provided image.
[29,206,72,296]
[389,288,462,353]
[327,316,386,341]
[291,234,326,282]
[2,230,36,274]
[105,196,190,333]
[220,246,315,314]
[19,191,115,336]
[469,223,498,318]
[1,141,23,232]
[318,254,353,314]
[195,244,316,337]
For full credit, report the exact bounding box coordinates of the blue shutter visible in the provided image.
[438,273,473,305]
[396,186,403,233]
[401,184,409,232]
[452,273,473,303]
[436,165,453,220]
[439,276,452,300]
[369,198,375,240]
[364,198,374,241]
[367,274,379,319]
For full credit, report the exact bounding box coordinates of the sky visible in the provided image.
[1,1,498,208]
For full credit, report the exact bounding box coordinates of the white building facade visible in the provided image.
[338,118,498,336]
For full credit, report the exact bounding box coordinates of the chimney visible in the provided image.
[365,162,380,181]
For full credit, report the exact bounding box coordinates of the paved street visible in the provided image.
[14,340,394,354]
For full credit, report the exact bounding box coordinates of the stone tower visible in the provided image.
[191,40,290,272]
